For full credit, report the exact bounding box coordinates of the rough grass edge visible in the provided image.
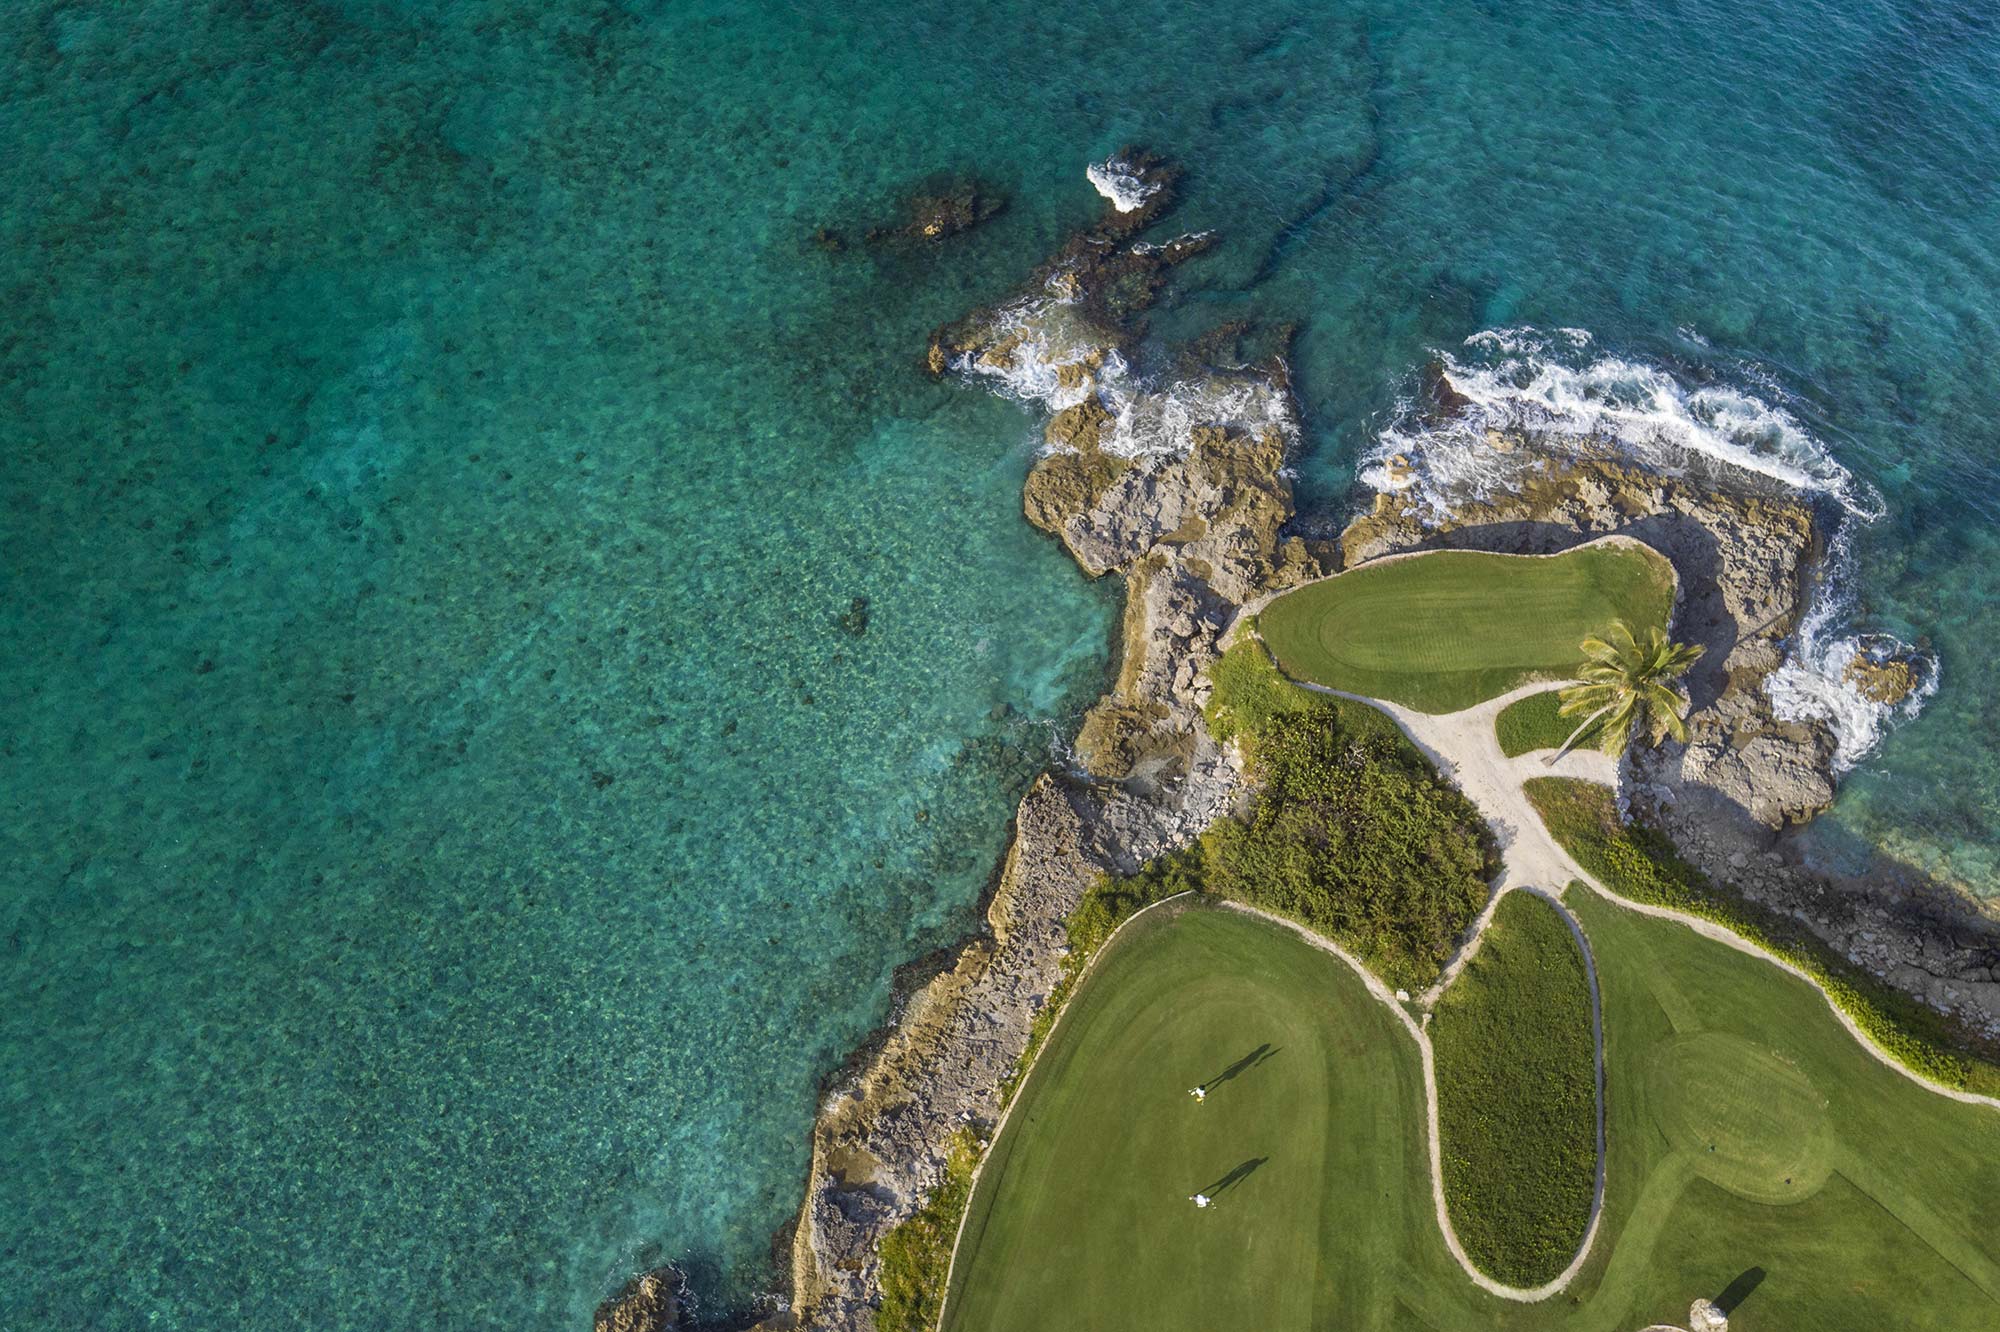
[874,864,1198,1332]
[1523,776,2000,1099]
[1430,891,1598,1287]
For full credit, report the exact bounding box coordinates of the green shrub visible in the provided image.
[1525,777,2000,1098]
[1204,719,1492,992]
[1431,892,1596,1286]
[876,1128,981,1332]
[1494,689,1601,757]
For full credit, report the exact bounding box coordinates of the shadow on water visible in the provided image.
[1199,1157,1269,1198]
[1716,1267,1766,1314]
[1202,1043,1280,1091]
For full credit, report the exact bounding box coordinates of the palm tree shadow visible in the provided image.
[1199,1157,1269,1198]
[1717,1266,1765,1313]
[1202,1043,1280,1091]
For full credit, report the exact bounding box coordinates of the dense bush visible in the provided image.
[1525,777,2000,1098]
[1431,892,1597,1286]
[1204,715,1493,992]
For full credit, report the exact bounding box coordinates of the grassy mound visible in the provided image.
[1202,641,1494,992]
[1258,543,1674,713]
[1524,776,2000,1098]
[1432,892,1597,1287]
[1494,688,1602,756]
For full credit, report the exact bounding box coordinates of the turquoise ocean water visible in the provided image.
[5,0,1998,1325]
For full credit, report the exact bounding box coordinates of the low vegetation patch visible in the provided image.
[1494,688,1601,757]
[1258,543,1675,713]
[1525,777,2000,1098]
[876,1128,980,1332]
[1431,892,1597,1286]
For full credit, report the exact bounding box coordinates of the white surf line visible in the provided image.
[930,890,1196,1332]
[1221,898,1606,1303]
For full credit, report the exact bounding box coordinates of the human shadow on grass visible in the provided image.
[1716,1266,1765,1314]
[1197,1157,1269,1199]
[1201,1043,1280,1093]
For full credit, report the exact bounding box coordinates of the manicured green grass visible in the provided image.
[942,905,1426,1332]
[1258,544,1675,713]
[1524,777,2000,1099]
[1432,892,1597,1287]
[1495,688,1601,757]
[942,898,2000,1332]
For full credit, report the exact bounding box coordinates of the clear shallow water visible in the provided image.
[4,0,1999,1326]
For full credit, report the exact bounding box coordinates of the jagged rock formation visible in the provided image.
[1342,441,1834,828]
[595,1266,691,1332]
[771,155,1311,1332]
[1344,406,2000,1046]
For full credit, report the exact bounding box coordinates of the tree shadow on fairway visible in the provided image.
[1198,1157,1269,1199]
[1202,1043,1280,1092]
[1717,1266,1766,1314]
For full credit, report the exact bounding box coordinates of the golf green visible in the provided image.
[1258,543,1675,713]
[943,896,2000,1331]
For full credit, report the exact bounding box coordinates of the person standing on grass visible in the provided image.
[1189,1193,1211,1209]
[1188,1085,1206,1102]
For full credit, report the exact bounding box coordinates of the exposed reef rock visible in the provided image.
[1342,442,1835,829]
[1345,397,2000,1046]
[772,156,1306,1332]
[595,1266,692,1332]
[1842,634,1927,706]
[696,164,2000,1332]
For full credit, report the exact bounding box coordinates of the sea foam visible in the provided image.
[1364,327,1928,769]
[1086,155,1161,213]
[954,281,1295,460]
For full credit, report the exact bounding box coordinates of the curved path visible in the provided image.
[1221,893,1607,1303]
[1293,672,2000,1114]
[940,657,1999,1332]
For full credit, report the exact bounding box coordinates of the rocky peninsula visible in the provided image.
[602,155,2000,1332]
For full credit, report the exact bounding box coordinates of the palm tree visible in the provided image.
[1546,620,1704,765]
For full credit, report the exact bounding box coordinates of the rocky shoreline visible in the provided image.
[601,155,2000,1332]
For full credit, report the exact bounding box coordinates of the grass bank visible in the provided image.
[1258,543,1674,713]
[1432,891,1597,1287]
[1524,776,2000,1099]
[1495,688,1601,756]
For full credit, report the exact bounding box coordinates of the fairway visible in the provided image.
[941,904,1422,1332]
[942,896,2000,1332]
[1258,542,1675,713]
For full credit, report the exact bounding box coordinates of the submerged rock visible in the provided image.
[866,174,1007,244]
[1842,634,1925,706]
[775,154,1309,1332]
[594,1267,691,1332]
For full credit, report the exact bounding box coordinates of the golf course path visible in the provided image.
[1293,675,2000,1115]
[1221,894,1609,1304]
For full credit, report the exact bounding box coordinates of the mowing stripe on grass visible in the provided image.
[1258,538,1675,713]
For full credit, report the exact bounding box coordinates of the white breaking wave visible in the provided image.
[954,287,1295,460]
[1086,156,1160,213]
[1764,528,1938,770]
[1365,327,1929,769]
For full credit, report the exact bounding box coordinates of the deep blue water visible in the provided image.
[5,0,1998,1326]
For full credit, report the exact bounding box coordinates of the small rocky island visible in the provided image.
[602,155,2000,1332]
